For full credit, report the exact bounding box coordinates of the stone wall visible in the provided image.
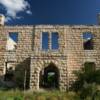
[0,25,100,91]
[66,26,100,86]
[0,26,33,85]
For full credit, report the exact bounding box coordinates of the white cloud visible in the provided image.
[0,0,32,22]
[26,10,32,15]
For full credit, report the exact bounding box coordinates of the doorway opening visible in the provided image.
[4,62,15,81]
[39,63,59,89]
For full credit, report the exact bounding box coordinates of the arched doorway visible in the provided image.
[39,63,59,89]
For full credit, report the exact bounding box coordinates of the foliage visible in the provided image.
[72,65,100,91]
[0,90,80,100]
[79,83,97,99]
[71,64,100,99]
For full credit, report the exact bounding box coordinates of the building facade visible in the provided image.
[0,24,100,91]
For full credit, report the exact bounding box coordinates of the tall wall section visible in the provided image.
[0,25,100,91]
[66,25,100,86]
[30,25,68,91]
[0,26,33,87]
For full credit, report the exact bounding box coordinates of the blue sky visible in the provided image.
[0,0,100,25]
[9,32,18,42]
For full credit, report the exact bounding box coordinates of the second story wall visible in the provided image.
[33,25,67,57]
[0,25,100,75]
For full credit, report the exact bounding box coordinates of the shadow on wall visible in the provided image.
[0,58,31,90]
[15,58,31,90]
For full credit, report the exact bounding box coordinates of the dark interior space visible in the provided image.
[84,62,96,72]
[3,58,31,90]
[84,39,93,50]
[39,63,59,89]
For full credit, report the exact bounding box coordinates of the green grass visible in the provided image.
[0,89,99,100]
[0,90,80,100]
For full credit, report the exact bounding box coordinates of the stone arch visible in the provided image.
[30,59,67,91]
[39,62,59,89]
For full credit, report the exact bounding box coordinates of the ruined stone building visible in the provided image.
[0,15,100,91]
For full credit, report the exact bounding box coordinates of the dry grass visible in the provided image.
[0,90,80,100]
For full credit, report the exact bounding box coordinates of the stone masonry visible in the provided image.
[0,25,100,91]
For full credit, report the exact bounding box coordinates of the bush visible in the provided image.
[71,65,100,99]
[79,83,97,99]
[72,66,100,91]
[14,96,23,100]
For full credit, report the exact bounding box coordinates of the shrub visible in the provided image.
[79,83,97,99]
[14,96,23,100]
[71,65,100,99]
[72,66,100,91]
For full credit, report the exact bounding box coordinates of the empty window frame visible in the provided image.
[51,32,59,49]
[84,62,95,73]
[6,32,18,51]
[83,32,93,50]
[42,32,49,50]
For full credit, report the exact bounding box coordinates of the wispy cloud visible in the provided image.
[26,10,32,15]
[0,0,32,22]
